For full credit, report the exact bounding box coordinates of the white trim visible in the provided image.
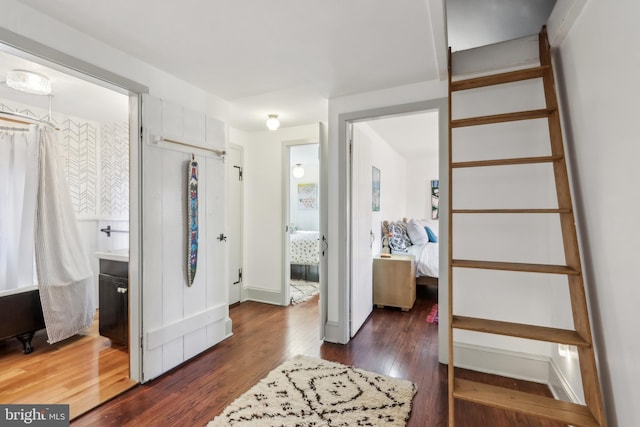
[549,357,584,403]
[146,304,227,350]
[225,318,233,338]
[453,342,551,384]
[281,138,320,308]
[335,99,450,358]
[243,286,282,306]
[323,321,342,344]
[547,0,588,48]
[426,0,448,80]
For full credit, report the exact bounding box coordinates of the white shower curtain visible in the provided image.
[0,127,39,292]
[34,127,95,344]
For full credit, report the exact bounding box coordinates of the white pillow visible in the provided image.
[406,218,429,245]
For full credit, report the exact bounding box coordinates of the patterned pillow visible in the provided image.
[388,221,411,252]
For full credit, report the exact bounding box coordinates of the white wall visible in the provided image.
[450,71,562,357]
[241,124,319,302]
[406,154,439,222]
[290,144,319,232]
[553,1,640,425]
[354,123,408,256]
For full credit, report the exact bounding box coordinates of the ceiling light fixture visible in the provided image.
[6,70,52,95]
[266,114,280,131]
[292,163,304,178]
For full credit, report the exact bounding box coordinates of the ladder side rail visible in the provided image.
[539,27,607,426]
[447,46,456,427]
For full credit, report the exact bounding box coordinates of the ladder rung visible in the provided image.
[452,316,590,346]
[451,66,550,91]
[452,259,580,275]
[452,155,563,168]
[451,109,554,128]
[453,379,601,427]
[452,208,571,214]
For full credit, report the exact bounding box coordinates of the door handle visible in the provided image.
[370,230,375,248]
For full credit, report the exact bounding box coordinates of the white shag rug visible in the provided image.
[290,280,319,304]
[208,355,417,427]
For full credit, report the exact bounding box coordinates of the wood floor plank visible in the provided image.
[0,313,135,420]
[71,287,567,426]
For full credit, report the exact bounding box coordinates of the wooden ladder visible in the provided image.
[447,27,607,427]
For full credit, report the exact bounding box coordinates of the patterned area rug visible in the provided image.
[208,355,417,427]
[290,280,319,304]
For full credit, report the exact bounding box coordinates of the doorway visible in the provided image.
[0,42,138,418]
[228,144,244,305]
[284,142,320,306]
[335,98,449,357]
[349,111,441,336]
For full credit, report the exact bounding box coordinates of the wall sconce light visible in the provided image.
[292,163,304,178]
[266,114,280,131]
[6,69,52,95]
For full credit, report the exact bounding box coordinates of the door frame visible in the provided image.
[0,27,148,381]
[337,98,449,362]
[281,138,319,306]
[227,143,244,305]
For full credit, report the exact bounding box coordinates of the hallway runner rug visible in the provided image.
[208,355,417,426]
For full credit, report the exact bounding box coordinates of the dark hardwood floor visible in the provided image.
[72,286,565,426]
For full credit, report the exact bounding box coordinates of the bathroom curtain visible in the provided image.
[0,127,39,293]
[34,127,95,344]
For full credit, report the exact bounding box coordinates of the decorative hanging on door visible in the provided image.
[187,155,199,286]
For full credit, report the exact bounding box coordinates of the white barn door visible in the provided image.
[141,94,229,382]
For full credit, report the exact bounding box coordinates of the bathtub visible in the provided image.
[0,286,45,354]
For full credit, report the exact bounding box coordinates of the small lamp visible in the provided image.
[292,163,304,178]
[266,114,280,130]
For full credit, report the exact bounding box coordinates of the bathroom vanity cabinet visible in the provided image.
[98,258,129,345]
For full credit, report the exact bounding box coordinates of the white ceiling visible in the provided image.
[2,0,557,134]
[0,47,128,124]
[365,111,439,160]
[16,0,445,131]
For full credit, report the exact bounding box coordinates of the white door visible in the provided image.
[228,145,243,305]
[319,122,328,339]
[350,123,373,337]
[140,94,229,382]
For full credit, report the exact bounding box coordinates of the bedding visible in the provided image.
[383,218,439,279]
[289,231,320,265]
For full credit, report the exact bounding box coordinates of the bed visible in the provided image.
[289,230,320,282]
[382,218,439,286]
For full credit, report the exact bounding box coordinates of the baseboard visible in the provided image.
[548,357,583,404]
[224,317,233,338]
[243,286,282,306]
[323,321,344,344]
[453,342,551,384]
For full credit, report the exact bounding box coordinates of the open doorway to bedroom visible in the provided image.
[348,109,441,338]
[285,142,320,305]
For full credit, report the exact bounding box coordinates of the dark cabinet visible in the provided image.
[99,260,128,345]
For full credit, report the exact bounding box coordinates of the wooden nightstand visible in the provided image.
[373,254,416,311]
